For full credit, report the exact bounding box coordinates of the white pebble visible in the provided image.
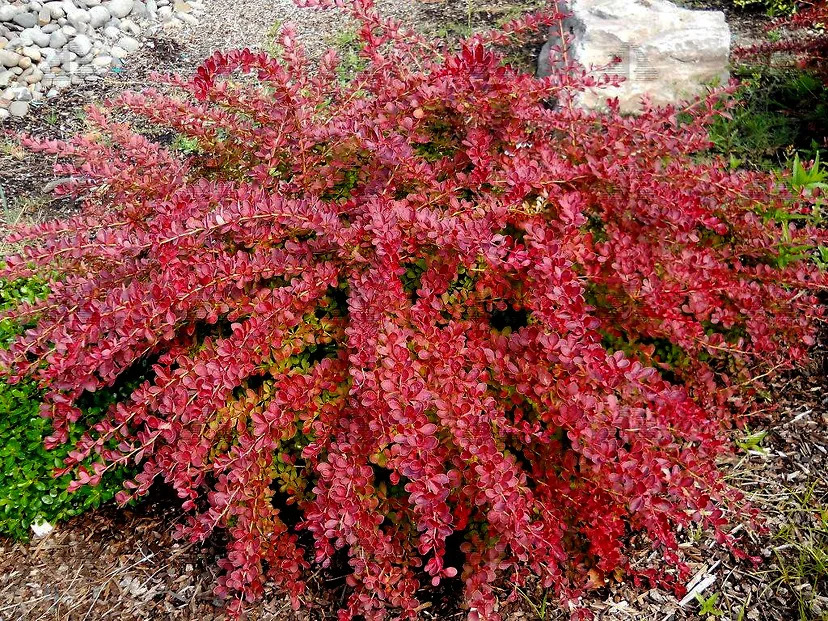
[117,35,140,53]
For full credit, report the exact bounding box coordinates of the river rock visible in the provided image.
[0,49,20,68]
[8,99,28,116]
[107,0,134,18]
[44,2,66,18]
[88,5,110,27]
[24,27,51,47]
[1,0,202,119]
[116,35,139,52]
[0,6,18,22]
[12,11,38,28]
[68,33,92,56]
[49,30,68,48]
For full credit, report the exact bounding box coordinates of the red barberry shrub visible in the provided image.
[2,0,826,618]
[737,1,828,81]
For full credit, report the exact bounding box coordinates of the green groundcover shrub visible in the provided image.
[0,276,127,539]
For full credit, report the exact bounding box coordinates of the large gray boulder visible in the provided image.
[538,0,730,113]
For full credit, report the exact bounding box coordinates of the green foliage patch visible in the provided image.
[0,276,128,540]
[709,67,828,170]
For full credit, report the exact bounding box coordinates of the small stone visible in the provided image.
[17,56,31,69]
[103,26,120,39]
[12,12,38,29]
[60,25,77,36]
[110,45,127,58]
[22,46,42,62]
[178,12,196,25]
[68,34,92,57]
[83,0,102,5]
[30,519,53,537]
[23,27,50,47]
[8,100,28,117]
[0,108,9,120]
[119,19,140,35]
[38,7,52,26]
[66,8,91,28]
[25,68,43,84]
[0,70,14,87]
[91,55,111,67]
[131,0,148,18]
[44,3,65,19]
[9,85,32,101]
[49,30,68,48]
[88,5,110,27]
[117,36,139,53]
[41,23,58,33]
[0,6,19,22]
[0,50,21,68]
[174,0,190,12]
[107,0,134,18]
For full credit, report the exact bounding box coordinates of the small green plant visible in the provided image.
[0,138,25,161]
[326,27,368,83]
[0,276,129,540]
[736,428,769,453]
[264,19,284,56]
[515,584,551,619]
[735,594,752,621]
[790,152,828,195]
[731,0,798,16]
[781,153,828,269]
[696,592,725,617]
[171,134,202,155]
[709,66,828,169]
[767,483,828,621]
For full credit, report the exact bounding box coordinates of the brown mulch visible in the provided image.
[0,493,229,621]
